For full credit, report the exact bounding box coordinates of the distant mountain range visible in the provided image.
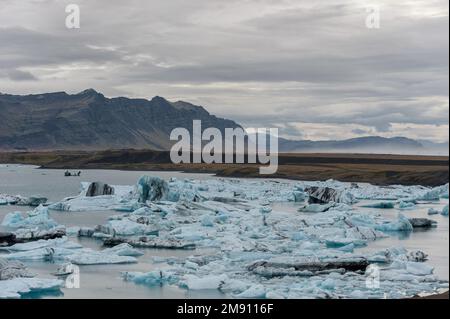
[0,90,448,155]
[278,136,449,155]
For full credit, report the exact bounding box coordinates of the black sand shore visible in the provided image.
[0,150,448,187]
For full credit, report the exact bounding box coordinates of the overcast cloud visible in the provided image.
[0,0,448,141]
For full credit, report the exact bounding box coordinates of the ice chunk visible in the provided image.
[13,227,66,242]
[407,250,428,262]
[181,274,229,290]
[408,218,437,229]
[107,219,159,236]
[67,249,138,265]
[406,262,434,276]
[428,208,440,215]
[137,176,169,202]
[418,186,447,201]
[298,203,335,213]
[1,205,58,230]
[399,201,416,210]
[305,186,356,204]
[442,205,449,216]
[0,278,63,299]
[292,191,307,202]
[103,237,196,250]
[201,215,215,227]
[362,202,395,209]
[0,194,47,207]
[1,237,82,252]
[0,258,34,280]
[85,182,115,197]
[103,243,143,257]
[122,270,178,286]
[375,214,413,232]
[234,285,266,298]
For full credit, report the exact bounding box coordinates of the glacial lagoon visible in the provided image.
[0,164,448,299]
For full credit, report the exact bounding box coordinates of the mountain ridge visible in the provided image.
[0,90,448,155]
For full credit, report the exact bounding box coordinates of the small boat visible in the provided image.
[64,171,81,177]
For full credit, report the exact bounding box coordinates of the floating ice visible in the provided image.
[137,176,169,202]
[6,175,446,299]
[398,201,416,210]
[0,194,47,207]
[428,208,440,215]
[0,278,63,299]
[181,274,229,290]
[0,258,34,280]
[362,202,395,209]
[305,186,356,205]
[2,205,58,230]
[0,237,82,252]
[375,214,414,232]
[122,270,178,287]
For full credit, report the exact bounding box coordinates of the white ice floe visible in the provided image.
[0,194,47,207]
[0,278,63,299]
[0,237,82,252]
[3,237,139,265]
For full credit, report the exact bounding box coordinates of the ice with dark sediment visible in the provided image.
[0,194,47,207]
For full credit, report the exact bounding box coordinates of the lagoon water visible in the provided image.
[0,164,448,298]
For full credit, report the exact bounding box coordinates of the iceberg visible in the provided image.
[234,285,266,298]
[398,201,416,210]
[428,208,440,215]
[305,186,356,205]
[103,237,196,250]
[1,205,58,230]
[122,270,178,287]
[137,176,169,202]
[181,274,229,290]
[362,202,395,209]
[0,237,82,252]
[67,249,138,265]
[0,258,34,280]
[106,219,159,236]
[85,182,115,197]
[408,218,437,229]
[0,278,63,299]
[0,194,47,207]
[4,175,446,299]
[103,243,144,257]
[375,214,413,232]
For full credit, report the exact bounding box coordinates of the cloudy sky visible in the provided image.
[0,0,448,142]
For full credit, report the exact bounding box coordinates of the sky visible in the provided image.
[0,0,448,142]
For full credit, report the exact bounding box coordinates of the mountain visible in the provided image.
[0,90,447,155]
[0,89,240,151]
[278,136,448,155]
